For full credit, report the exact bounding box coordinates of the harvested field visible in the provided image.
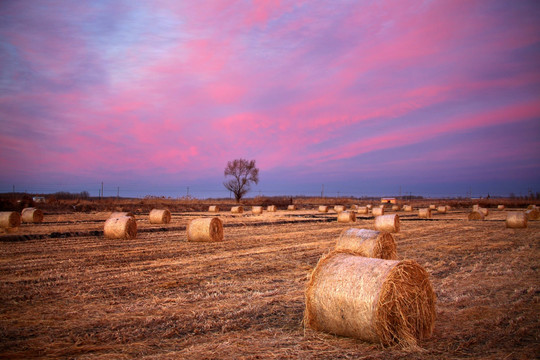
[0,207,538,359]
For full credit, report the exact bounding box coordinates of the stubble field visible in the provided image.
[0,206,538,359]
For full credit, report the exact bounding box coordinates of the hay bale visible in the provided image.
[109,211,134,219]
[187,217,223,242]
[472,204,480,211]
[527,204,537,210]
[418,208,431,218]
[149,209,171,224]
[506,212,527,228]
[468,210,485,221]
[337,211,356,223]
[478,208,489,216]
[357,206,368,214]
[366,204,373,210]
[231,206,243,214]
[350,205,359,210]
[372,207,384,217]
[305,251,436,347]
[526,208,539,220]
[208,206,220,212]
[497,205,505,210]
[21,207,44,223]
[436,206,447,214]
[287,205,297,210]
[104,216,137,239]
[267,205,277,212]
[375,214,400,233]
[391,205,399,211]
[334,205,345,213]
[403,205,413,212]
[318,206,329,213]
[336,228,397,260]
[0,211,21,228]
[429,204,436,210]
[252,206,263,215]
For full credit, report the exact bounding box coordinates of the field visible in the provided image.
[0,204,539,359]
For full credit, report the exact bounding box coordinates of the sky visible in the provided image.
[1,0,539,199]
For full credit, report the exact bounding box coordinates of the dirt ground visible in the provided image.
[0,207,538,359]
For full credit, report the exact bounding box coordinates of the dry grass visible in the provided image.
[0,207,538,359]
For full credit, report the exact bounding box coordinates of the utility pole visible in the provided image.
[187,186,189,197]
[101,182,104,200]
[12,185,14,193]
[117,186,119,200]
[321,184,324,198]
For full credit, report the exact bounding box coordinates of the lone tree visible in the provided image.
[223,158,259,202]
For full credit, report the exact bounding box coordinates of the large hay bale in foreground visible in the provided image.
[403,205,413,212]
[336,228,397,259]
[334,205,345,213]
[468,210,485,221]
[506,212,527,228]
[21,207,44,223]
[305,251,436,347]
[372,207,384,217]
[375,214,400,233]
[208,206,220,212]
[418,208,431,218]
[109,211,134,219]
[267,205,277,212]
[104,216,137,239]
[231,206,243,214]
[187,217,223,242]
[526,208,539,220]
[252,206,263,215]
[436,206,447,214]
[0,211,21,229]
[149,209,171,224]
[318,206,329,213]
[287,205,296,210]
[357,206,368,214]
[337,211,356,223]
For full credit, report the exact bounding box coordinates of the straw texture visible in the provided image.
[525,208,539,220]
[337,211,356,223]
[252,206,263,215]
[287,205,297,210]
[334,205,345,213]
[149,209,171,224]
[497,205,505,210]
[436,206,447,214]
[418,208,431,218]
[429,205,436,210]
[231,206,243,214]
[208,206,220,212]
[468,211,485,221]
[104,216,137,239]
[0,211,21,228]
[478,208,489,216]
[375,214,400,233]
[403,205,413,212]
[109,212,134,219]
[391,205,400,211]
[506,212,527,228]
[357,206,369,214]
[21,207,44,223]
[267,205,277,212]
[335,228,397,260]
[372,207,384,217]
[187,217,223,242]
[305,251,436,347]
[318,206,329,213]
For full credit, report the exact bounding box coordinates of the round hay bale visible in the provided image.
[418,208,431,218]
[527,204,537,210]
[506,212,527,228]
[429,204,436,210]
[336,228,397,260]
[497,205,505,210]
[208,205,220,212]
[187,217,223,242]
[478,208,489,216]
[357,206,368,214]
[334,205,345,213]
[305,251,436,347]
[402,205,413,212]
[525,208,539,220]
[21,207,44,223]
[149,209,171,224]
[366,204,373,210]
[372,207,384,217]
[436,206,447,214]
[375,214,400,233]
[318,205,329,213]
[0,211,21,228]
[267,205,277,212]
[391,205,400,211]
[472,204,480,211]
[468,210,485,221]
[287,205,297,210]
[337,211,356,223]
[231,206,243,214]
[350,205,359,210]
[252,206,263,215]
[104,216,137,239]
[109,211,134,219]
